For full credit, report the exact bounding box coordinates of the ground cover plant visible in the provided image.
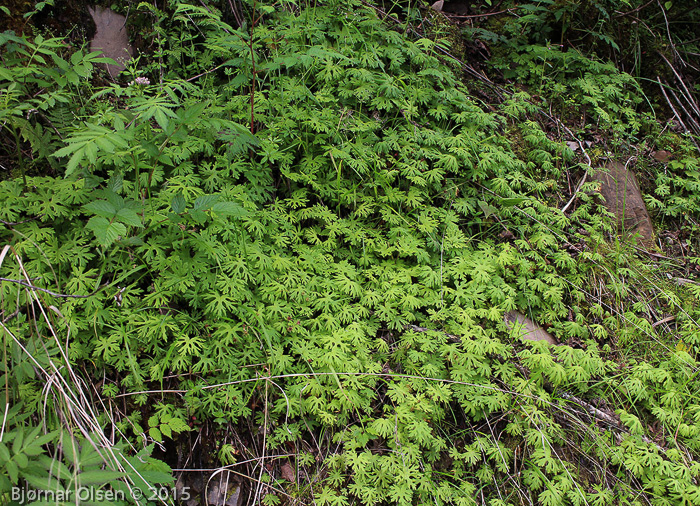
[1,0,700,504]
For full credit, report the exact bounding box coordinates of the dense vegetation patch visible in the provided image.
[1,1,700,505]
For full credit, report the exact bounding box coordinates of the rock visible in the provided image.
[88,6,133,78]
[504,310,557,345]
[593,160,655,249]
[651,150,672,163]
[566,141,580,152]
[206,471,240,506]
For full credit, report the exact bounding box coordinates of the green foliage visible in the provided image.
[1,0,699,505]
[0,255,172,505]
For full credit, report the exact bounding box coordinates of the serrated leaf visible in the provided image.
[160,423,172,439]
[37,455,73,480]
[104,189,125,210]
[24,431,58,457]
[70,50,84,66]
[5,460,18,484]
[58,432,80,467]
[167,417,190,433]
[23,443,47,457]
[14,452,28,468]
[211,201,248,217]
[148,415,159,428]
[193,194,219,211]
[478,200,498,218]
[23,471,58,490]
[12,428,24,455]
[80,442,105,468]
[78,470,124,485]
[148,427,162,442]
[107,173,123,193]
[181,102,208,123]
[154,108,170,130]
[116,208,143,227]
[500,197,527,207]
[188,209,208,224]
[171,193,186,214]
[141,141,160,158]
[83,200,117,218]
[0,443,10,462]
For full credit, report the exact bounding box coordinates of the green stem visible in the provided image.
[10,126,27,188]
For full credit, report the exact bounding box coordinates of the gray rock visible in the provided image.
[88,6,133,78]
[206,471,240,506]
[593,160,655,249]
[504,310,557,345]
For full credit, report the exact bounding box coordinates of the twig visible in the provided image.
[185,62,228,82]
[0,215,43,227]
[614,0,655,18]
[0,277,109,298]
[559,135,593,214]
[405,324,459,341]
[656,0,682,64]
[407,325,664,449]
[1,309,20,324]
[657,77,700,154]
[248,0,258,134]
[631,244,682,262]
[560,172,587,214]
[560,392,619,428]
[658,52,700,124]
[667,86,700,135]
[652,315,675,328]
[226,0,244,28]
[446,8,515,19]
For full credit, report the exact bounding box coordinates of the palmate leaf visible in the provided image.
[216,121,259,156]
[53,122,132,177]
[86,216,126,247]
[130,93,179,131]
[84,192,143,228]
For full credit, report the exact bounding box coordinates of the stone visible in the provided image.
[504,310,557,345]
[88,6,133,78]
[651,150,672,163]
[593,160,655,249]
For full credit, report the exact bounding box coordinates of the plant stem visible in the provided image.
[249,0,257,134]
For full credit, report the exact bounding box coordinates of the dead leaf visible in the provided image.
[280,462,296,483]
[651,150,672,163]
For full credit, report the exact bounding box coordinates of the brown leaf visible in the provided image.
[431,0,444,11]
[651,150,672,163]
[280,462,296,483]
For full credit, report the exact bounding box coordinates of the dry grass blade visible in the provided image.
[0,244,168,504]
